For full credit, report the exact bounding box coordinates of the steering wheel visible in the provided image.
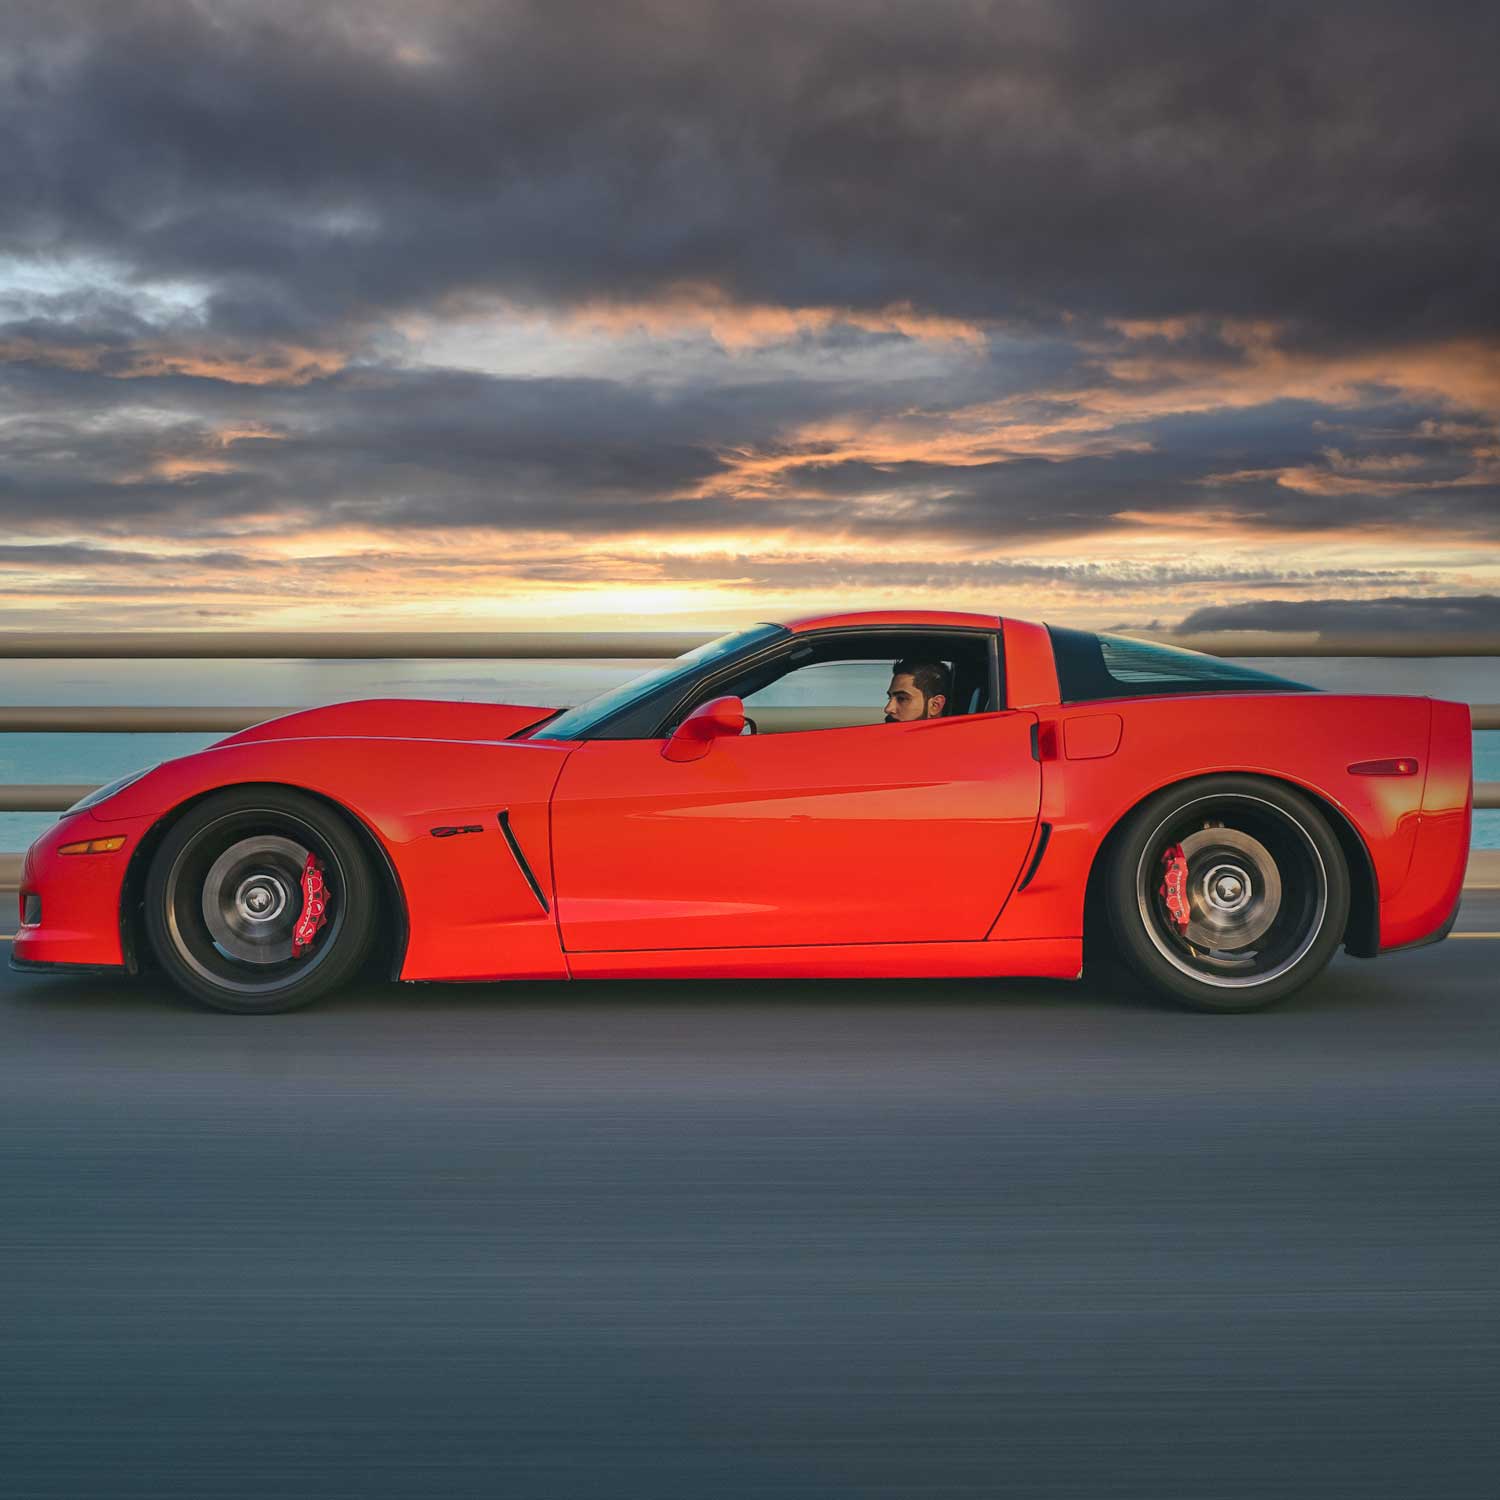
[741,716,758,735]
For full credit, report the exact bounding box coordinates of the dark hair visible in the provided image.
[892,658,951,707]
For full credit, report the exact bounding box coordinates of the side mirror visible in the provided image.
[663,695,746,762]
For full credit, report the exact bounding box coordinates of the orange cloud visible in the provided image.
[570,290,987,350]
[420,286,989,352]
[212,423,288,447]
[1093,319,1500,417]
[130,346,346,385]
[143,455,238,481]
[689,320,1500,524]
[1202,443,1500,499]
[0,336,344,386]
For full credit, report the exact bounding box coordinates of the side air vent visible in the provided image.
[1017,823,1052,892]
[497,810,549,913]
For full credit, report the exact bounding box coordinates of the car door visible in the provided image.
[548,710,1041,952]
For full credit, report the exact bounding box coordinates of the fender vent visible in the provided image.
[1017,823,1052,892]
[498,810,549,913]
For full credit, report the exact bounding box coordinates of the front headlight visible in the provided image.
[63,766,156,816]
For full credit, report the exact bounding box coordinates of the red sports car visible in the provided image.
[10,610,1472,1014]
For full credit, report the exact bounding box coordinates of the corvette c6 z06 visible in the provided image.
[11,610,1471,1014]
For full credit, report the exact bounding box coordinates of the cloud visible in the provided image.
[524,552,1435,594]
[0,542,254,570]
[1174,595,1500,636]
[4,1,1499,348]
[3,345,1498,555]
[2,1,1499,628]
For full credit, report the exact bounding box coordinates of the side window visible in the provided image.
[1047,626,1314,703]
[742,659,902,733]
[663,630,995,737]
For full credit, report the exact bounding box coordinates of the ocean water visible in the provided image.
[1,655,1495,851]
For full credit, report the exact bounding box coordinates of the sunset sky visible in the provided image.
[2,0,1497,636]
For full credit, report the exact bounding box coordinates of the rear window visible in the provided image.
[1047,626,1314,703]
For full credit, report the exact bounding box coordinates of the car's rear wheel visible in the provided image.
[144,787,377,1014]
[1104,776,1350,1012]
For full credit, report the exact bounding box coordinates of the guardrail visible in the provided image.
[1,629,1498,658]
[0,631,711,660]
[2,631,1496,824]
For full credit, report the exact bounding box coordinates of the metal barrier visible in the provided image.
[2,631,1497,825]
[1,628,1499,658]
[0,631,710,660]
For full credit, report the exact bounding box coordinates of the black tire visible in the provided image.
[1104,776,1350,1013]
[144,786,377,1014]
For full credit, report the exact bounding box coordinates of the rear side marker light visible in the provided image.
[1347,758,1419,777]
[58,836,128,855]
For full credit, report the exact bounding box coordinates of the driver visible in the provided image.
[885,659,950,722]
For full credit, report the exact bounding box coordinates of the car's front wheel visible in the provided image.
[144,787,377,1013]
[1104,776,1350,1012]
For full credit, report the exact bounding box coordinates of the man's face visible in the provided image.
[885,672,945,722]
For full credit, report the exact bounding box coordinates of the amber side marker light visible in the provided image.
[1347,758,1419,776]
[58,836,128,855]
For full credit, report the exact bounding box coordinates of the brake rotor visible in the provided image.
[1172,825,1281,951]
[202,834,311,965]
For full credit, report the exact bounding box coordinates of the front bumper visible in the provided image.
[9,952,127,976]
[10,808,152,971]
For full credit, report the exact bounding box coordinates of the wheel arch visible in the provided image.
[1080,770,1379,961]
[119,780,410,980]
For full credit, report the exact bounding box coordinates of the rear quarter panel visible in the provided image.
[1388,697,1472,949]
[989,692,1445,947]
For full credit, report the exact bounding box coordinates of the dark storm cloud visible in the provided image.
[1175,595,1500,635]
[775,406,1500,539]
[0,358,731,531]
[3,0,1498,346]
[2,351,1496,545]
[3,0,1498,587]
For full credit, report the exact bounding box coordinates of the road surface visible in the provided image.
[3,895,1497,1498]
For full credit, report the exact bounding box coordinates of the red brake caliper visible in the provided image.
[291,852,328,957]
[1160,843,1191,930]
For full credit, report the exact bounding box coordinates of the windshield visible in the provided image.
[530,623,786,740]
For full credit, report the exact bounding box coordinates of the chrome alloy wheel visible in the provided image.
[1135,794,1328,989]
[162,811,345,996]
[201,834,313,965]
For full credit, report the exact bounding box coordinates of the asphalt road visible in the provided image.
[3,897,1498,1499]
